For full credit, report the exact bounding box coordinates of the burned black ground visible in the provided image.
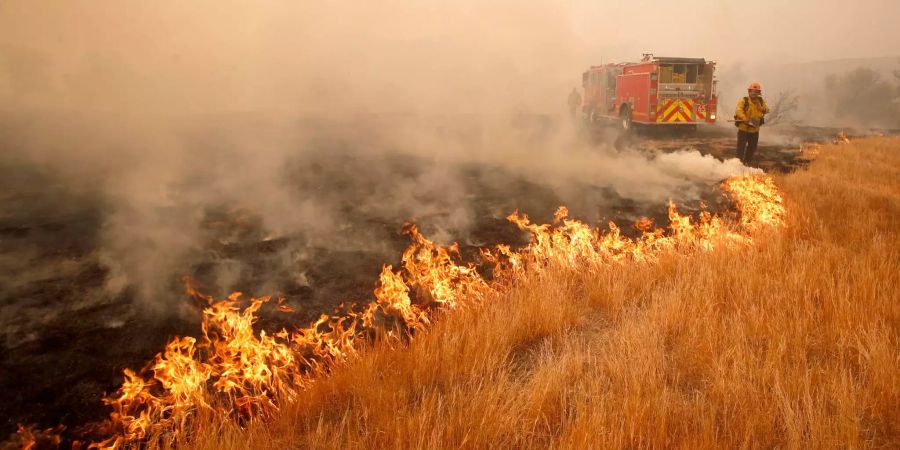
[0,114,859,439]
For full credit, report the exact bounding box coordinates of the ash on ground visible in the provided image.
[0,113,866,436]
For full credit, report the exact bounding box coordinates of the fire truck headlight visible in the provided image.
[710,113,717,120]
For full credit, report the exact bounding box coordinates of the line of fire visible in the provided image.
[3,3,899,449]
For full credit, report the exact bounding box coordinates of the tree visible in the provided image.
[765,90,800,126]
[825,67,900,128]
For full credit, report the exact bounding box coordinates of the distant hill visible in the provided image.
[787,56,900,77]
[721,55,899,96]
[773,56,900,91]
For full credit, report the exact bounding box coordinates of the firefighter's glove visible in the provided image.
[747,118,759,127]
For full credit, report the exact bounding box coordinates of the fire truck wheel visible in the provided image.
[620,107,632,131]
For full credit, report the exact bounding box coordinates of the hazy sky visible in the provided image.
[1,0,898,113]
[572,0,900,63]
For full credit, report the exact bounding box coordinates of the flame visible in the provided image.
[834,131,851,144]
[723,175,786,231]
[33,174,784,449]
[10,424,64,450]
[497,194,757,275]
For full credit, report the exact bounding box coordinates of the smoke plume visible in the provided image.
[1,0,894,312]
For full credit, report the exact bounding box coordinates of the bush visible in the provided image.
[824,67,900,128]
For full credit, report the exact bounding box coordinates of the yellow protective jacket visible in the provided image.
[735,96,769,133]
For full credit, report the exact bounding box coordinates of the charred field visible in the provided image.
[0,112,874,439]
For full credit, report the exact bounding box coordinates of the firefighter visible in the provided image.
[567,88,582,120]
[734,82,769,164]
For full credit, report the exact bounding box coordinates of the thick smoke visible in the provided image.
[1,0,894,313]
[5,1,900,435]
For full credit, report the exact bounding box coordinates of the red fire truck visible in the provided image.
[581,54,718,130]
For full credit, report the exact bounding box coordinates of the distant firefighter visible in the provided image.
[567,88,582,120]
[734,82,769,164]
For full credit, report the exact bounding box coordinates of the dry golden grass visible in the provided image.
[183,138,900,449]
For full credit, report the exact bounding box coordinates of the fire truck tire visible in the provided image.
[620,106,632,131]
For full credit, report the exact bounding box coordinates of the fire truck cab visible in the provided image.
[581,54,718,130]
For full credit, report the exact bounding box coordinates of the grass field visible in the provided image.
[178,138,900,449]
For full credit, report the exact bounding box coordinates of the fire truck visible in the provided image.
[581,54,718,130]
